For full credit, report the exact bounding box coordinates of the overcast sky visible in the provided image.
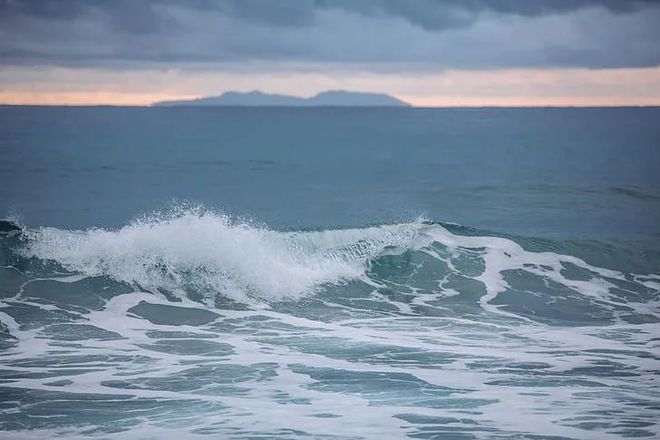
[1,0,659,106]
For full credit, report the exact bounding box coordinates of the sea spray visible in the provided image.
[20,209,426,302]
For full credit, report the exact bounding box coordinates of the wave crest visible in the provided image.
[21,210,425,301]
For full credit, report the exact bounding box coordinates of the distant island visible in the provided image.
[153,90,410,107]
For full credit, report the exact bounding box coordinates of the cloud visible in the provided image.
[320,0,656,31]
[0,0,659,69]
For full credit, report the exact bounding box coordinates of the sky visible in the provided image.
[0,0,659,106]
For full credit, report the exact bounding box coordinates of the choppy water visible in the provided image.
[1,107,659,439]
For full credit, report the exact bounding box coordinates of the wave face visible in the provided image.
[20,210,423,302]
[1,211,659,439]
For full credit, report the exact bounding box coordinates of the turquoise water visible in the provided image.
[0,107,659,439]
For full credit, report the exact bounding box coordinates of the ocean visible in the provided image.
[0,106,659,439]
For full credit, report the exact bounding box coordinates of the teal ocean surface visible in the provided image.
[1,106,659,439]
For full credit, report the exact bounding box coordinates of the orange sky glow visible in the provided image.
[1,66,659,107]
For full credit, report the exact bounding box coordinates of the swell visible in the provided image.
[2,211,659,324]
[12,211,426,302]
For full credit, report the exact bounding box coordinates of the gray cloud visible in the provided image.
[321,0,657,31]
[0,0,659,69]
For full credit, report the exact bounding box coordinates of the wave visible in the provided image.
[17,210,425,302]
[5,209,659,323]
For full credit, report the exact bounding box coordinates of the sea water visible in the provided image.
[0,106,659,439]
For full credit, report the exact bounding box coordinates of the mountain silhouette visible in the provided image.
[153,90,410,107]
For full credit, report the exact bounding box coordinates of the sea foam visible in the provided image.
[21,210,424,302]
[18,209,658,320]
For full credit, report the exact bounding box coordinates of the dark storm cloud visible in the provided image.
[0,0,659,69]
[321,0,657,31]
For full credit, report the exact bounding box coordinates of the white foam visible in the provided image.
[19,210,660,317]
[21,210,424,302]
[4,214,660,440]
[421,225,660,320]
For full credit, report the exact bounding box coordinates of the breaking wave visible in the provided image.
[2,209,660,439]
[8,208,658,324]
[19,209,425,302]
